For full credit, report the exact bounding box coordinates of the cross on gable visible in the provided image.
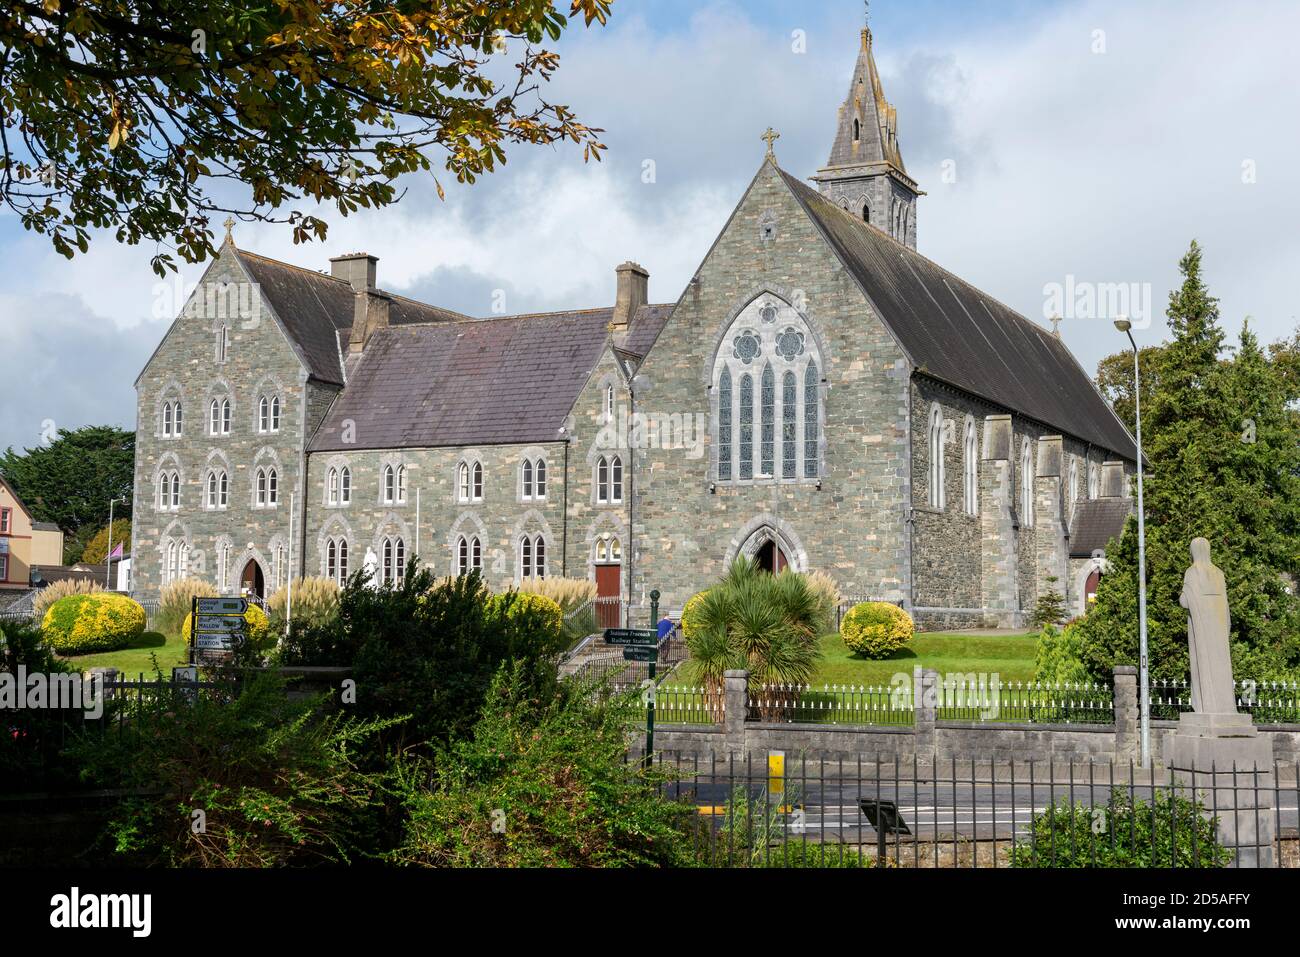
[761,127,780,158]
[223,216,235,243]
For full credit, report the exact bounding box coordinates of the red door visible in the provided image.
[595,563,621,629]
[1085,569,1101,608]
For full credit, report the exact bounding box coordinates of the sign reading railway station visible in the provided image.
[603,628,658,647]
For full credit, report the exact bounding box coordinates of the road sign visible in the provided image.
[623,646,658,662]
[195,615,244,633]
[195,633,240,651]
[604,628,658,647]
[196,597,248,616]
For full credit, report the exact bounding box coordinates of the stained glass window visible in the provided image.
[776,327,805,362]
[760,365,774,478]
[783,371,797,479]
[804,361,819,478]
[733,331,760,365]
[740,373,754,481]
[718,369,732,481]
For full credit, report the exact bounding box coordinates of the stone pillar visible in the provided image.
[1168,713,1275,868]
[913,667,938,761]
[1033,436,1069,612]
[724,670,748,757]
[979,415,1017,628]
[1113,666,1138,762]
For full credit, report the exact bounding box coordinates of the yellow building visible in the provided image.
[0,476,65,589]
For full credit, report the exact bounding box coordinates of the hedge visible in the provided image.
[42,593,147,655]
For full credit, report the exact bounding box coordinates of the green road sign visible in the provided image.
[604,628,658,647]
[196,597,248,616]
[195,615,244,634]
[623,646,658,662]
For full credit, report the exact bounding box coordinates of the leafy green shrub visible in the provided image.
[840,602,914,659]
[156,578,217,636]
[267,576,340,634]
[70,671,396,866]
[487,591,563,643]
[0,620,82,794]
[1033,623,1090,684]
[41,593,146,654]
[1010,788,1232,868]
[33,576,104,620]
[1030,576,1067,629]
[182,604,271,652]
[386,665,703,867]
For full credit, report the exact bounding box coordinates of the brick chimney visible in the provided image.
[331,253,389,353]
[611,261,649,331]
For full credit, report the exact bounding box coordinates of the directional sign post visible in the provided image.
[602,590,662,768]
[604,628,659,647]
[189,596,248,665]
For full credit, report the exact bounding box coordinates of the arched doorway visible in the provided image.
[755,539,789,574]
[240,559,266,599]
[1084,568,1102,608]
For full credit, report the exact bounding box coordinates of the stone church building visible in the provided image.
[132,27,1136,628]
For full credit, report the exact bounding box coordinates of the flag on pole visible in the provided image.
[109,543,124,560]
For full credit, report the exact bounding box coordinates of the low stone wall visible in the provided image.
[646,668,1300,767]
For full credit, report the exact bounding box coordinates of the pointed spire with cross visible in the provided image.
[223,216,235,245]
[761,127,780,160]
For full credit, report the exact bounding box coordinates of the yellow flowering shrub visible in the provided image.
[681,590,709,640]
[840,602,914,659]
[42,593,147,655]
[487,592,564,643]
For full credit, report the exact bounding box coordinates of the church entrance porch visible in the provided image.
[754,539,789,574]
[240,559,266,600]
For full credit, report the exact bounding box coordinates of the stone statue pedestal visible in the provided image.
[1167,713,1274,868]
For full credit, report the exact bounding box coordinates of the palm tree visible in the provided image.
[685,558,824,721]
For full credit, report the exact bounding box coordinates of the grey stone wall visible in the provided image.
[133,246,311,598]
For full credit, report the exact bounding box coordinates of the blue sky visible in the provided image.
[2,0,1298,453]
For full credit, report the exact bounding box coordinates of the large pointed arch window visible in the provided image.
[963,419,979,516]
[927,404,945,510]
[1021,439,1035,527]
[712,295,823,485]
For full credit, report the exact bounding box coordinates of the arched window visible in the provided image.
[327,468,339,505]
[1068,457,1079,524]
[596,456,609,504]
[267,467,278,505]
[173,401,183,436]
[162,402,174,436]
[718,368,733,481]
[382,537,406,585]
[521,459,534,500]
[270,395,280,431]
[458,462,470,502]
[760,365,775,479]
[456,536,482,576]
[160,472,172,510]
[472,462,483,501]
[1088,462,1099,500]
[928,405,945,510]
[610,538,622,562]
[206,470,219,508]
[534,459,546,499]
[326,537,350,587]
[178,541,190,578]
[216,326,229,363]
[853,118,860,142]
[258,396,270,432]
[383,465,396,504]
[340,467,351,504]
[220,398,232,435]
[713,296,823,485]
[165,540,178,583]
[520,536,533,579]
[1021,439,1035,527]
[862,204,870,224]
[171,471,181,508]
[963,419,979,516]
[605,384,616,423]
[534,536,546,579]
[395,465,406,504]
[217,541,230,592]
[209,399,221,435]
[610,455,623,504]
[596,539,608,563]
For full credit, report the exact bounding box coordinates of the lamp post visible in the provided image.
[105,496,125,589]
[1114,317,1150,768]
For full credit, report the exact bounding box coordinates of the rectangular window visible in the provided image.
[0,508,9,534]
[0,553,7,581]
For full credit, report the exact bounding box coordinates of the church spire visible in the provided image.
[811,20,921,248]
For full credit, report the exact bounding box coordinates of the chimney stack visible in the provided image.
[331,253,388,353]
[330,252,377,293]
[611,261,649,331]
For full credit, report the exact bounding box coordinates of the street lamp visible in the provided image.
[1114,317,1150,768]
[105,496,125,589]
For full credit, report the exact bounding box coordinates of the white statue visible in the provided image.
[1179,538,1237,715]
[362,547,379,588]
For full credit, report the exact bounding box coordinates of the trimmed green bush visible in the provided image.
[183,604,272,651]
[1033,623,1090,684]
[840,601,914,659]
[41,593,146,654]
[681,590,709,640]
[486,592,563,644]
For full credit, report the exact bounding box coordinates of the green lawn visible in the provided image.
[57,630,189,676]
[667,631,1040,689]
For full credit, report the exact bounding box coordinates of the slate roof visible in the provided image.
[778,169,1138,459]
[31,522,61,532]
[310,304,670,452]
[1069,498,1134,558]
[237,250,470,386]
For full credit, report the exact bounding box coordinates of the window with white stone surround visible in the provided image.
[712,293,823,484]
